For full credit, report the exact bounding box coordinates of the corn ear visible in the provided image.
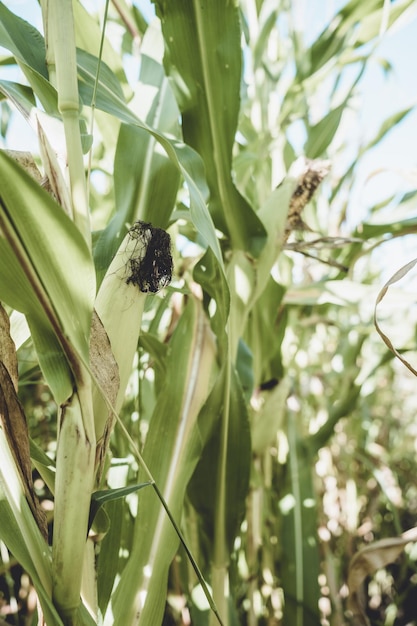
[93,222,173,461]
[93,229,147,441]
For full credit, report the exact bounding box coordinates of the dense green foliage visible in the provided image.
[0,1,417,625]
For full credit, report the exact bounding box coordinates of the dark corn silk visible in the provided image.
[126,221,173,293]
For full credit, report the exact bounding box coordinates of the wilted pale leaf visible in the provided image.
[347,528,417,625]
[374,257,417,377]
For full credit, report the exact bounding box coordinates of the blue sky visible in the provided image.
[352,12,417,215]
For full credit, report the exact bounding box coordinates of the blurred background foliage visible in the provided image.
[1,0,417,625]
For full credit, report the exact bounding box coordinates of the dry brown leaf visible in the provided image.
[5,148,58,199]
[4,150,43,184]
[90,311,120,480]
[36,113,73,217]
[0,304,18,390]
[0,368,48,540]
[0,304,48,539]
[347,527,417,625]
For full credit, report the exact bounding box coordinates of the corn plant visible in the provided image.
[0,1,416,625]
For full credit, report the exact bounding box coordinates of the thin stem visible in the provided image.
[86,0,110,201]
[48,0,90,245]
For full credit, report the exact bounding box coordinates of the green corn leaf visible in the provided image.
[279,417,321,626]
[29,438,56,495]
[308,0,380,76]
[109,297,218,625]
[355,0,417,45]
[193,246,230,348]
[73,2,129,92]
[78,65,223,267]
[305,103,345,159]
[0,429,62,625]
[361,106,414,153]
[0,4,221,269]
[244,277,287,389]
[154,0,266,256]
[96,498,124,617]
[0,2,47,77]
[0,152,95,402]
[0,5,59,115]
[77,48,126,102]
[359,191,417,238]
[0,79,35,112]
[94,22,181,280]
[88,482,152,532]
[187,365,251,557]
